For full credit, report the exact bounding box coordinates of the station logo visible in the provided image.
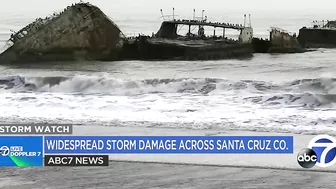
[0,136,43,166]
[0,145,40,157]
[297,135,336,168]
[0,146,9,156]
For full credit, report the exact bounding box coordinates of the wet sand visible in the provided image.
[1,161,336,189]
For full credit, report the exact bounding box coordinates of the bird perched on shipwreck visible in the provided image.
[122,13,254,60]
[0,2,125,63]
[0,2,254,63]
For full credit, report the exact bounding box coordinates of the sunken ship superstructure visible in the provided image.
[122,14,254,60]
[298,20,336,48]
[252,27,304,53]
[0,2,125,63]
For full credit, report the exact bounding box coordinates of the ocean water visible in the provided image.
[0,52,336,134]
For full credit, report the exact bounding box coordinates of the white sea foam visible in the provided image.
[0,75,335,134]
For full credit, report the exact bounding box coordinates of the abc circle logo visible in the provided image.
[0,146,9,156]
[297,135,336,168]
[297,148,317,168]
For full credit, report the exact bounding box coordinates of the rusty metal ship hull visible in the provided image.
[120,18,254,60]
[122,37,253,60]
[298,27,336,48]
[0,2,124,64]
[297,21,336,48]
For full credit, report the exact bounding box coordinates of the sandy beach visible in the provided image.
[1,161,336,189]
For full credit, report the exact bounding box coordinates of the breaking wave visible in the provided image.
[289,78,336,94]
[244,93,336,108]
[0,75,284,94]
[0,75,336,108]
[0,75,219,95]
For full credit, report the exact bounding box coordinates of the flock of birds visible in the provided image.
[174,19,244,28]
[9,1,90,43]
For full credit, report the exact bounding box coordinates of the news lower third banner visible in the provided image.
[0,136,294,166]
[44,136,294,154]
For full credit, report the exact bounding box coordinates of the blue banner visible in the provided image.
[44,136,293,154]
[0,136,43,166]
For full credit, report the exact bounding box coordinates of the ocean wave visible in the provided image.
[0,75,218,95]
[0,75,280,95]
[244,93,336,108]
[0,75,336,97]
[288,78,336,94]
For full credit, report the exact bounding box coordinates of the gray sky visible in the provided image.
[1,0,334,35]
[0,1,335,40]
[0,0,335,15]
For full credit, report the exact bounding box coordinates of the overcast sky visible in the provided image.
[1,0,335,15]
[1,0,335,35]
[0,0,335,39]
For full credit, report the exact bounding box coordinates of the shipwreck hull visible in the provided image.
[252,28,304,53]
[298,28,336,48]
[0,3,124,63]
[122,18,254,60]
[181,43,253,60]
[122,37,253,60]
[0,3,256,63]
[252,38,271,53]
[268,27,303,53]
